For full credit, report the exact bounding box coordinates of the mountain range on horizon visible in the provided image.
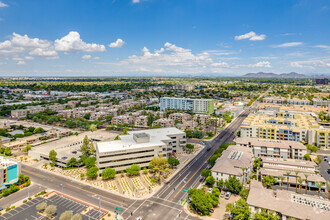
[242,72,330,79]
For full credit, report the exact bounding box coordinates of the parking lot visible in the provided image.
[0,194,106,220]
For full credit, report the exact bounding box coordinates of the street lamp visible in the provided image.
[60,184,63,196]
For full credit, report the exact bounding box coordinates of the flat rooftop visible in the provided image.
[97,127,184,153]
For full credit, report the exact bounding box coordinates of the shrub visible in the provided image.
[5,207,10,212]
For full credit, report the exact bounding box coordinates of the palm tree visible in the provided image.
[294,171,299,193]
[278,176,285,190]
[285,171,291,190]
[241,167,246,185]
[297,177,303,194]
[316,182,324,197]
[304,173,309,194]
[327,181,330,200]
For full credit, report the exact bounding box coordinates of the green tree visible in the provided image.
[262,175,277,189]
[185,144,194,151]
[49,149,57,163]
[303,153,311,161]
[123,127,129,135]
[217,179,224,188]
[81,135,90,155]
[59,210,72,220]
[101,167,116,180]
[45,205,57,217]
[83,113,91,120]
[316,182,324,197]
[34,127,45,134]
[224,176,243,194]
[253,208,279,220]
[66,158,78,167]
[201,169,211,178]
[226,198,250,220]
[126,164,141,176]
[83,157,96,168]
[278,175,285,190]
[239,188,249,201]
[1,188,11,197]
[206,176,215,186]
[86,167,99,179]
[188,188,213,215]
[168,157,180,167]
[22,144,32,152]
[89,124,97,132]
[208,154,221,167]
[313,155,322,165]
[71,213,82,220]
[36,202,46,212]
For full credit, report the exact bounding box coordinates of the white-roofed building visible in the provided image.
[96,128,186,171]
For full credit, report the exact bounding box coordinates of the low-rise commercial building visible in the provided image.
[0,157,21,191]
[96,128,186,171]
[211,145,254,184]
[235,137,307,160]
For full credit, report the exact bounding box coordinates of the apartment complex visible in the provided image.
[235,137,307,160]
[260,157,326,190]
[247,180,329,220]
[160,97,214,114]
[211,145,254,184]
[0,157,21,190]
[96,128,186,171]
[262,97,330,107]
[239,110,330,147]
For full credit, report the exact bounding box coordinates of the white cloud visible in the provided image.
[17,61,26,65]
[132,0,140,3]
[0,33,58,59]
[248,61,272,68]
[0,1,8,7]
[235,31,266,41]
[273,42,303,48]
[29,48,58,58]
[24,56,34,60]
[315,45,330,50]
[93,57,100,60]
[211,62,229,68]
[291,59,330,69]
[82,55,92,60]
[54,31,106,53]
[12,57,23,61]
[109,39,125,48]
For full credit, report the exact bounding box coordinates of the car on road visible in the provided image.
[225,192,231,200]
[220,191,225,197]
[207,188,213,193]
[136,217,142,220]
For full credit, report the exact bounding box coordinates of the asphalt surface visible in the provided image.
[21,107,254,220]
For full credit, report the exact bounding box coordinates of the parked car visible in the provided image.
[207,188,213,193]
[220,191,225,197]
[225,192,231,200]
[207,208,214,213]
[0,207,3,211]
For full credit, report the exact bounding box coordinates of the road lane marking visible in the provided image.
[23,169,128,207]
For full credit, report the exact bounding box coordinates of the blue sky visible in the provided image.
[0,0,330,76]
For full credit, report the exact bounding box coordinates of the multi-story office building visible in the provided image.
[239,110,329,147]
[160,97,214,114]
[96,128,186,171]
[235,137,307,160]
[0,157,21,190]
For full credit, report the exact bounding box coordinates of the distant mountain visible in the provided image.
[242,72,310,78]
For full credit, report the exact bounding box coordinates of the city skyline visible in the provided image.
[0,0,330,76]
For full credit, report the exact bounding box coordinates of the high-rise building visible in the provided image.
[160,97,214,114]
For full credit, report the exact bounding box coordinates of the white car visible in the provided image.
[136,217,142,220]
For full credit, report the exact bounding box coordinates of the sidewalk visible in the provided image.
[0,182,46,208]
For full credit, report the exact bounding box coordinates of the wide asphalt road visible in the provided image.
[21,107,254,220]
